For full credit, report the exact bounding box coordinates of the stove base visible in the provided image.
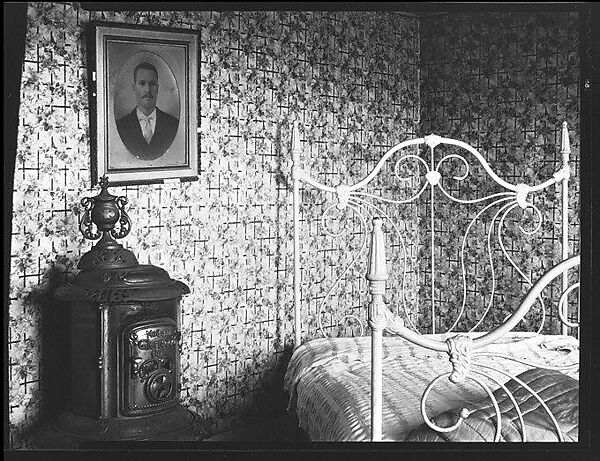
[50,404,203,443]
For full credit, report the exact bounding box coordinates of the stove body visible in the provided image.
[53,178,195,441]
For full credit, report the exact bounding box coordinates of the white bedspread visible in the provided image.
[283,332,579,441]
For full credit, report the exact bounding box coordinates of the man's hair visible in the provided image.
[133,62,158,82]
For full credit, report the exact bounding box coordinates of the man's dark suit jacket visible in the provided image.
[116,107,179,160]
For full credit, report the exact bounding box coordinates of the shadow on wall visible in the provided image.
[28,268,71,434]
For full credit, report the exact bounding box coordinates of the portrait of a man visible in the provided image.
[116,62,180,161]
[94,23,198,184]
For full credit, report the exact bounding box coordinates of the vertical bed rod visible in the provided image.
[429,143,436,334]
[292,122,302,347]
[367,217,388,441]
[560,122,570,336]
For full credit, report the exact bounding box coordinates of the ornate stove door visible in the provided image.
[120,317,181,416]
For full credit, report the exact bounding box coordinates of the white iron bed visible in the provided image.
[284,122,580,442]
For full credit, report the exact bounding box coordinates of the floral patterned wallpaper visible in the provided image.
[8,3,420,447]
[419,12,580,333]
[8,4,581,448]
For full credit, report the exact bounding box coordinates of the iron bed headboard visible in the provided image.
[290,121,579,441]
[292,122,575,343]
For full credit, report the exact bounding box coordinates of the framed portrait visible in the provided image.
[89,22,198,185]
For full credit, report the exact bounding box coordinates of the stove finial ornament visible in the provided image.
[79,175,132,242]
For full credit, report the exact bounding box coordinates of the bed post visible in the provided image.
[560,121,571,336]
[292,121,302,348]
[367,217,388,441]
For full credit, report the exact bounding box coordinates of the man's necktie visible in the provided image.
[141,116,154,143]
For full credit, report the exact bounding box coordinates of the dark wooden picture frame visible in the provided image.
[90,22,198,185]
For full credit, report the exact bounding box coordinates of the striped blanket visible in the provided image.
[283,332,579,441]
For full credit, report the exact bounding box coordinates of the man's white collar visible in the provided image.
[137,108,157,120]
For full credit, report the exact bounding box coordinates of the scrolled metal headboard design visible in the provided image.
[291,122,574,344]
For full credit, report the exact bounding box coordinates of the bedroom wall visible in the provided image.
[419,12,581,333]
[8,3,420,447]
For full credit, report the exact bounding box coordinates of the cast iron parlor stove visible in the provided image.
[53,177,197,442]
